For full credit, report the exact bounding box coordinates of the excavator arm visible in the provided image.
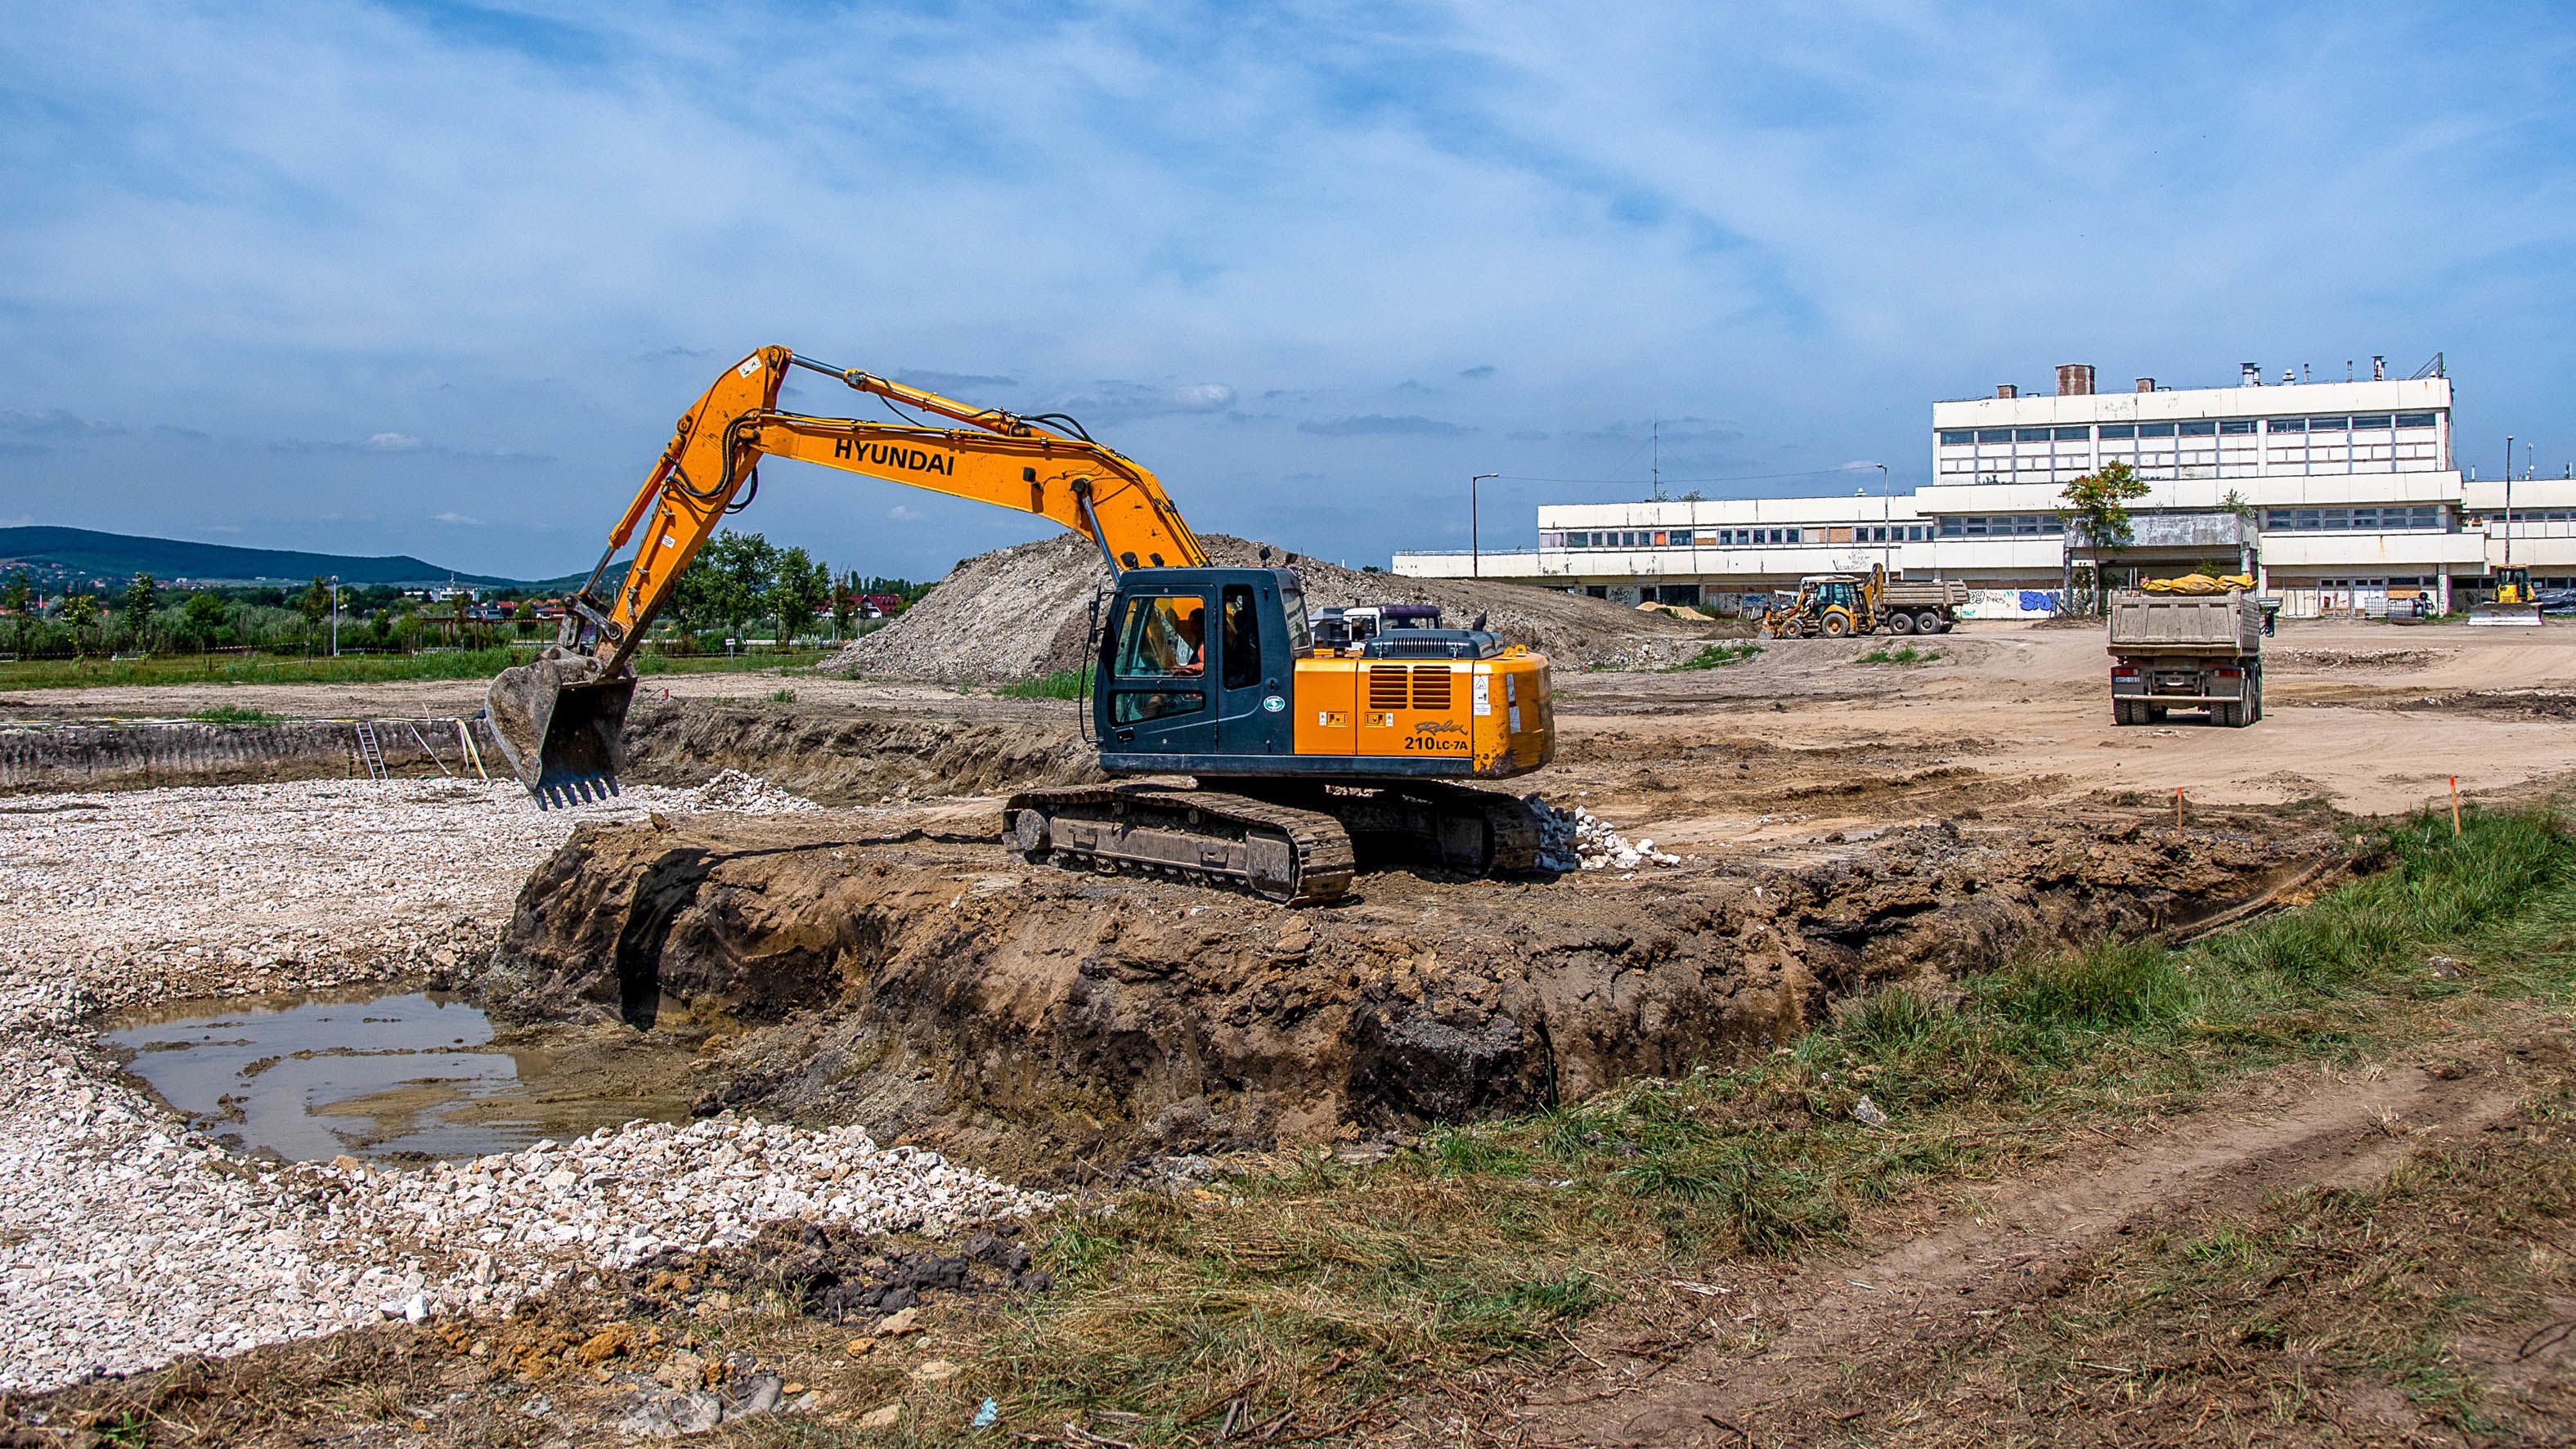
[486,346,1209,801]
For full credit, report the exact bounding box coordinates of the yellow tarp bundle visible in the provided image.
[2140,573,2254,594]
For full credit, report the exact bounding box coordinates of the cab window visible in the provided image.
[1220,585,1261,690]
[1115,595,1206,678]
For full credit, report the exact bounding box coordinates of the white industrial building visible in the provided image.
[1395,358,2573,619]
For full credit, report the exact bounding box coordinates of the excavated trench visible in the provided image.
[478,806,2337,1172]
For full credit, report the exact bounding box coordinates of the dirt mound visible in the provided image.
[826,533,1711,683]
[481,810,2334,1164]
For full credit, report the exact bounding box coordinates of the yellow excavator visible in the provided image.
[486,347,1556,904]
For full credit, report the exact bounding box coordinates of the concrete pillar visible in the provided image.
[2437,572,2453,612]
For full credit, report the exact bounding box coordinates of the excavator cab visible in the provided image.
[1092,567,1305,764]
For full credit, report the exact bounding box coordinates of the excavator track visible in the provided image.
[1003,783,1359,906]
[1282,778,1548,877]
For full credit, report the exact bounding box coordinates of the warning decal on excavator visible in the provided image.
[1367,712,1395,729]
[1318,711,1349,729]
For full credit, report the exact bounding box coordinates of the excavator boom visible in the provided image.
[486,347,1205,801]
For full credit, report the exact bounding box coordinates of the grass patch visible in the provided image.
[1857,644,1941,665]
[971,805,2576,1442]
[182,705,281,724]
[1882,1079,2576,1440]
[769,687,797,703]
[993,669,1091,700]
[1663,642,1764,671]
[0,648,829,690]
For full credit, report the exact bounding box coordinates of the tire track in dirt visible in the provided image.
[1512,1056,2531,1446]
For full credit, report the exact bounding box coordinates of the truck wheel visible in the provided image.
[1924,612,1950,633]
[2112,699,2137,726]
[1822,612,1854,637]
[1887,612,1916,635]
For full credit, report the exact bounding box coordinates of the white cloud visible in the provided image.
[432,511,481,526]
[366,433,424,452]
[887,505,924,522]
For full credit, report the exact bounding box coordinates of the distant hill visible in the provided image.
[0,527,539,589]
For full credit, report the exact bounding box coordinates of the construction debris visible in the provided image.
[1531,798,1682,873]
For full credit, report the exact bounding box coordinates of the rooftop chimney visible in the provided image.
[2282,367,2296,385]
[2372,355,2386,381]
[2242,362,2262,387]
[2134,376,2156,393]
[1996,384,2017,399]
[2056,363,2094,397]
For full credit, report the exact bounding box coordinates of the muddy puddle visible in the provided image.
[104,989,702,1164]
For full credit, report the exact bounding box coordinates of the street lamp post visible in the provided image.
[1470,473,1499,578]
[1874,463,1891,575]
[329,576,340,657]
[2506,435,2515,571]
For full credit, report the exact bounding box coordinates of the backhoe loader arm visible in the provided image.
[487,346,1208,802]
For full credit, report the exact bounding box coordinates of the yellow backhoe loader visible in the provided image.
[487,347,1557,904]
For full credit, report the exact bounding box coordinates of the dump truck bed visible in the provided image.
[2107,590,2261,657]
[1883,579,1968,608]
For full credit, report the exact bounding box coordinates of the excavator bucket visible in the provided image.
[484,650,635,807]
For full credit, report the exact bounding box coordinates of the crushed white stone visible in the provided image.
[0,776,1043,1393]
[1530,798,1681,873]
[681,768,820,815]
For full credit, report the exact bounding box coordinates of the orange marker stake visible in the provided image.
[2174,787,2184,828]
[2451,776,2462,837]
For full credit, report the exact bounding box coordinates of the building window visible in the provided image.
[2262,505,2444,532]
[2052,425,2089,441]
[1975,428,2012,443]
[2307,416,2349,431]
[2268,417,2306,433]
[2099,424,2136,439]
[2396,411,2436,428]
[2353,414,2393,430]
[1909,524,1928,541]
[2138,422,2176,438]
[2220,419,2257,435]
[2013,427,2052,442]
[1669,529,1694,545]
[2179,420,2217,437]
[1938,429,1972,445]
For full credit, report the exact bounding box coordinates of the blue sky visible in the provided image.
[2,1,2571,580]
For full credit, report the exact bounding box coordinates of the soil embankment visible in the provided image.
[482,809,2334,1166]
[0,716,491,792]
[827,532,1717,683]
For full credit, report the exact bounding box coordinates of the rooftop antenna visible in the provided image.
[2346,359,2354,381]
[1651,420,1663,500]
[2302,363,2312,384]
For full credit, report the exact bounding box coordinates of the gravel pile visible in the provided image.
[0,776,1043,1392]
[828,532,1710,684]
[1533,799,1681,873]
[680,768,822,814]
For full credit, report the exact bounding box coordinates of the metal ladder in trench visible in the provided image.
[353,720,388,782]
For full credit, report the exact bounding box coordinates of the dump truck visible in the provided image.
[2107,588,2262,727]
[1761,565,1968,637]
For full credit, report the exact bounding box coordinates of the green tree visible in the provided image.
[2,570,29,655]
[828,568,859,640]
[176,592,231,648]
[766,547,830,648]
[2058,460,2151,609]
[64,594,99,657]
[675,530,777,648]
[123,572,160,652]
[295,576,333,655]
